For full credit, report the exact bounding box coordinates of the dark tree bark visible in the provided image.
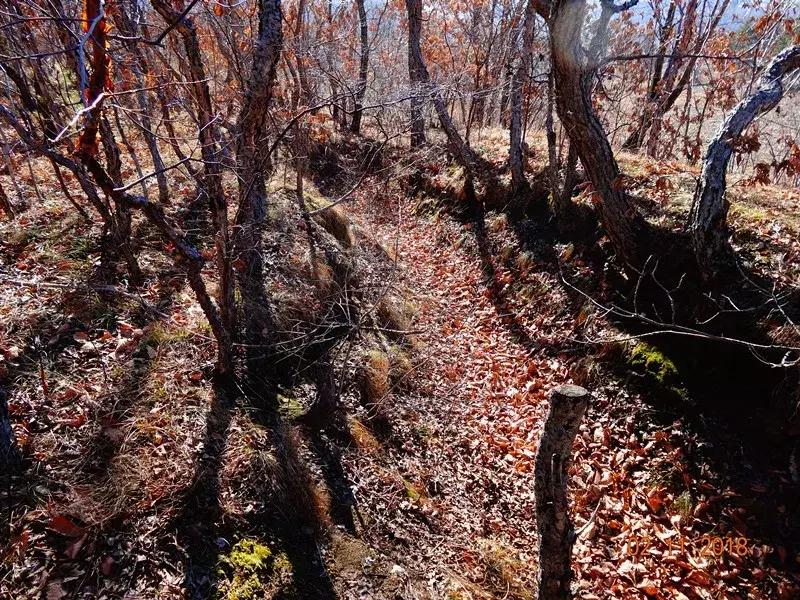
[350,0,369,134]
[546,69,561,208]
[406,0,427,148]
[535,385,590,600]
[0,103,234,374]
[233,0,283,345]
[690,45,800,284]
[624,0,730,156]
[549,0,647,267]
[326,0,342,126]
[154,83,200,182]
[622,2,676,150]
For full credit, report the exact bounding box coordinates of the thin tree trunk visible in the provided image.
[0,180,14,219]
[622,2,675,150]
[0,130,24,211]
[113,8,170,204]
[559,143,579,208]
[350,0,369,134]
[509,0,536,194]
[233,0,283,345]
[155,84,199,182]
[151,0,236,349]
[546,70,561,209]
[406,0,480,182]
[1,388,20,476]
[406,0,427,148]
[690,45,800,283]
[50,160,91,221]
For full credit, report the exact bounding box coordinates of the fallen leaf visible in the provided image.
[47,515,84,538]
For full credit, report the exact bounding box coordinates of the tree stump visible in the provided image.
[535,384,590,600]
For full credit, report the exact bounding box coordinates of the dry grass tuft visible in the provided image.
[476,539,535,600]
[375,296,414,336]
[347,416,381,453]
[359,349,390,410]
[273,423,332,531]
[388,345,413,390]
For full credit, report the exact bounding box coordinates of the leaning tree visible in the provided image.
[544,0,649,267]
[689,44,800,284]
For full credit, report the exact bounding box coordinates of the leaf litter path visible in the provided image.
[345,194,574,596]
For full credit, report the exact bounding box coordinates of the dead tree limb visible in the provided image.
[535,384,590,600]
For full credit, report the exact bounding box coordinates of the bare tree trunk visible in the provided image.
[405,0,480,179]
[690,45,800,283]
[406,0,427,148]
[535,385,590,600]
[350,0,369,134]
[624,0,730,155]
[151,0,236,351]
[549,0,647,267]
[326,0,342,126]
[233,0,283,345]
[622,1,676,150]
[155,84,199,182]
[546,70,561,208]
[509,0,536,194]
[75,0,142,285]
[50,160,91,221]
[559,144,579,208]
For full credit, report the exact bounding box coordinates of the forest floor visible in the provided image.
[2,132,800,599]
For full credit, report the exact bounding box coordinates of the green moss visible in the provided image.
[216,539,272,600]
[403,479,423,501]
[277,393,307,420]
[65,235,94,260]
[413,424,432,440]
[271,552,292,576]
[628,342,689,399]
[215,541,295,600]
[143,323,192,347]
[672,491,693,519]
[730,203,767,223]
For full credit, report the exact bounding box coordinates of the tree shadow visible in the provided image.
[308,424,362,536]
[469,205,551,355]
[177,365,339,599]
[177,375,237,599]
